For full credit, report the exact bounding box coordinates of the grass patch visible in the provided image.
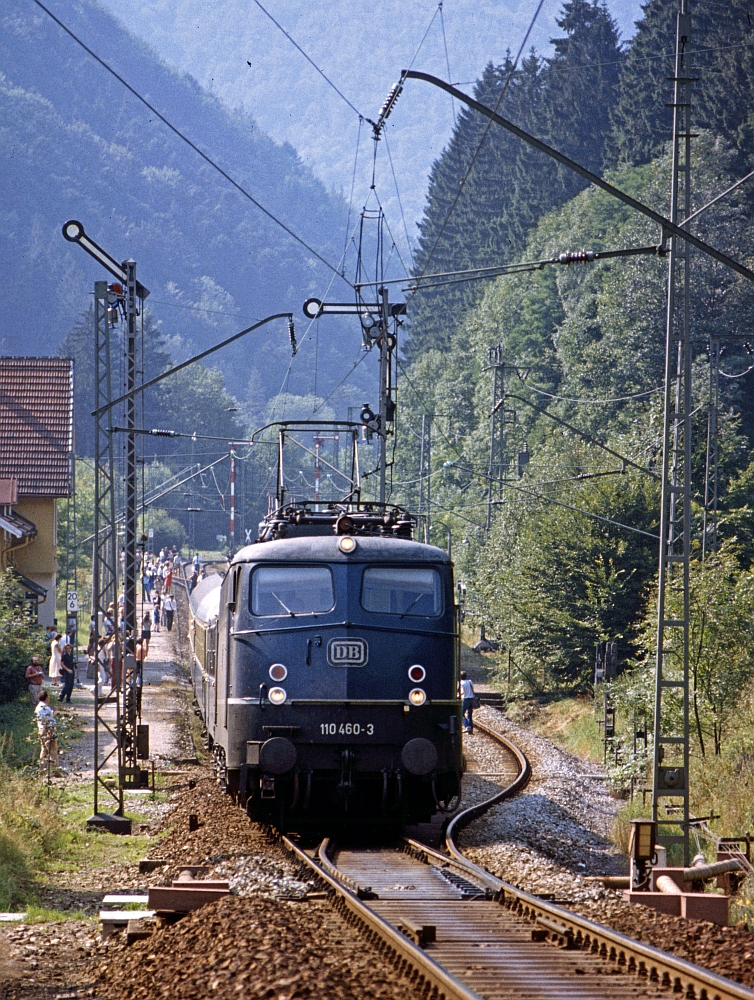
[0,750,159,909]
[0,697,85,770]
[24,905,92,923]
[730,874,754,930]
[525,696,605,763]
[0,699,38,767]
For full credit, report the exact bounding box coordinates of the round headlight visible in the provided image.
[408,664,426,683]
[269,663,288,682]
[338,536,356,553]
[268,687,287,705]
[408,688,426,706]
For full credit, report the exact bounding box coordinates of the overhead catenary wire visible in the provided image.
[405,3,443,74]
[396,356,660,536]
[438,0,456,127]
[431,462,659,540]
[384,135,415,270]
[496,480,659,540]
[250,0,367,121]
[342,118,364,275]
[32,0,350,286]
[526,384,664,405]
[505,391,660,479]
[449,38,754,82]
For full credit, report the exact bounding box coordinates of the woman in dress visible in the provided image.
[48,632,63,687]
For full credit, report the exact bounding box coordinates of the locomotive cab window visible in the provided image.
[251,565,335,617]
[361,567,442,617]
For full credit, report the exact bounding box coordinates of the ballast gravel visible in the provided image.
[85,777,417,999]
[94,894,413,1000]
[459,705,626,903]
[142,775,319,899]
[453,705,754,986]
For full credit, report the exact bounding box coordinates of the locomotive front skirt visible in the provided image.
[189,534,463,832]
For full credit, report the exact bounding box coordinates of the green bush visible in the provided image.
[0,572,48,705]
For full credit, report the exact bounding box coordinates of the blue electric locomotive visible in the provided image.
[188,425,463,832]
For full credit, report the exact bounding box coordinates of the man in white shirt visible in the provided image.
[459,671,475,734]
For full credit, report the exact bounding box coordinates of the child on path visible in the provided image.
[35,691,59,773]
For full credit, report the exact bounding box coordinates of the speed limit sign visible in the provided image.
[66,591,79,612]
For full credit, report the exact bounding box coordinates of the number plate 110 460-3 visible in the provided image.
[320,722,374,736]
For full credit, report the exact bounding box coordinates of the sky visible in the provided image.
[98,0,644,275]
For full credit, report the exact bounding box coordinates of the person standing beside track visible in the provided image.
[48,632,62,687]
[26,656,44,707]
[141,610,151,655]
[163,592,176,632]
[59,644,75,703]
[459,671,476,734]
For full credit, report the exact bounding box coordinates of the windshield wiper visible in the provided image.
[271,591,296,617]
[399,592,427,618]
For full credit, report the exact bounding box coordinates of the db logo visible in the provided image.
[327,637,368,667]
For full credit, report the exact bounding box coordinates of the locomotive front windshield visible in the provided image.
[251,565,334,616]
[361,566,442,617]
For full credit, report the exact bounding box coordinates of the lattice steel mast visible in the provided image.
[92,280,124,819]
[652,1,693,865]
[702,338,721,560]
[418,414,431,542]
[485,346,509,531]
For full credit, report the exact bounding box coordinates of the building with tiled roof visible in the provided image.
[0,357,74,495]
[0,357,74,625]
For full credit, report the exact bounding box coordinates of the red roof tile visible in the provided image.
[0,358,73,497]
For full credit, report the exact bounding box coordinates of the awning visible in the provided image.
[0,511,37,540]
[15,572,47,601]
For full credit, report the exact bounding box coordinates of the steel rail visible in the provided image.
[281,834,484,1000]
[442,717,754,1000]
[283,718,754,1000]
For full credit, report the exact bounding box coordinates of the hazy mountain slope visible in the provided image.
[98,0,643,238]
[1,0,367,403]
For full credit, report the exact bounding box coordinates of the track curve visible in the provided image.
[282,720,754,1000]
[445,717,531,868]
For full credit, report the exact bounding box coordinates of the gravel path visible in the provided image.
[44,603,195,782]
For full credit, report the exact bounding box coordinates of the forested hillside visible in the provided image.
[396,0,754,706]
[407,0,623,360]
[0,0,363,403]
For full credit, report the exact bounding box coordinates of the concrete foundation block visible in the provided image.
[622,890,681,916]
[680,892,729,926]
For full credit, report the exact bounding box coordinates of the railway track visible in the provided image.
[283,719,754,1000]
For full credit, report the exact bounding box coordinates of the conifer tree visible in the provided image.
[405,1,623,362]
[610,0,754,167]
